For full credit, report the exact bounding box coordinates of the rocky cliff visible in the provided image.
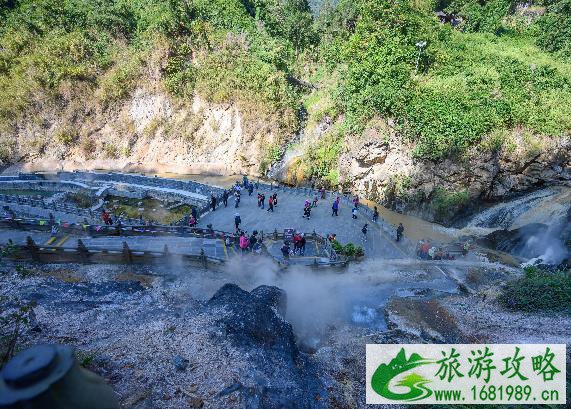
[4,84,287,177]
[339,119,570,224]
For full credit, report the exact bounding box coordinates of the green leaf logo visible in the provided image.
[371,347,434,401]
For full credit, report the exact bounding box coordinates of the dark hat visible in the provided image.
[0,344,74,406]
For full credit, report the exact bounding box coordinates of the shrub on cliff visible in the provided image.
[500,267,571,313]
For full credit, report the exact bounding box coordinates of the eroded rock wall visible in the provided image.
[4,85,285,177]
[339,122,570,224]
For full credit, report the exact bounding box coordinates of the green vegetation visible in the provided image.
[430,187,469,223]
[331,239,364,258]
[0,0,569,174]
[105,195,192,224]
[500,267,571,313]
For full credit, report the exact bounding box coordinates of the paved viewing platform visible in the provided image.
[0,172,414,265]
[198,185,411,259]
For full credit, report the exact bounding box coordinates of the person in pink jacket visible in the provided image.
[239,232,249,254]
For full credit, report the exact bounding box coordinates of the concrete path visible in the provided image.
[198,187,411,258]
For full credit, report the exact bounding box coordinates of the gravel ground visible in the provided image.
[1,260,569,408]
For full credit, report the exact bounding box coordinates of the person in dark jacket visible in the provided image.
[210,194,217,211]
[234,213,241,231]
[396,223,404,242]
[222,190,229,207]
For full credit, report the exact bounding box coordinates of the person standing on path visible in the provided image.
[303,204,311,220]
[300,234,306,256]
[210,194,217,212]
[267,196,274,212]
[50,223,60,239]
[101,209,113,226]
[248,183,254,196]
[191,206,198,221]
[373,206,379,223]
[239,232,249,254]
[260,193,265,209]
[352,207,358,219]
[362,223,368,242]
[396,223,404,242]
[272,193,278,207]
[234,190,241,208]
[281,241,290,259]
[222,190,229,207]
[234,213,241,231]
[331,199,339,216]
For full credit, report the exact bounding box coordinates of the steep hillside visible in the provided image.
[0,0,569,222]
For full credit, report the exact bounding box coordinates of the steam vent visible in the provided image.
[1,1,569,407]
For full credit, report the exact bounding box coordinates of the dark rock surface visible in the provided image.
[206,283,298,360]
[204,283,324,408]
[478,223,549,255]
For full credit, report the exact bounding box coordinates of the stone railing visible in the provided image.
[57,171,225,197]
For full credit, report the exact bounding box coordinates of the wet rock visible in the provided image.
[478,223,548,255]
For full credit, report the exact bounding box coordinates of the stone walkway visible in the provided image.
[198,187,411,259]
[1,173,415,261]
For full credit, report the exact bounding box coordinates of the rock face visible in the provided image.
[339,122,571,224]
[204,283,324,408]
[3,86,287,176]
[206,284,296,359]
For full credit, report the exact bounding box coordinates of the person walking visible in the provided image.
[272,193,278,207]
[293,232,302,255]
[267,195,274,212]
[373,206,379,223]
[353,195,360,208]
[331,199,339,216]
[260,193,265,209]
[189,215,197,227]
[234,190,241,208]
[396,223,404,242]
[249,230,258,251]
[50,223,59,239]
[234,213,241,231]
[281,241,290,259]
[362,223,368,242]
[222,190,229,207]
[352,207,358,219]
[191,206,198,221]
[101,209,113,226]
[300,234,306,256]
[303,204,311,220]
[248,183,254,196]
[210,194,217,212]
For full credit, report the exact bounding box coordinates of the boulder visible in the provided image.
[207,284,297,359]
